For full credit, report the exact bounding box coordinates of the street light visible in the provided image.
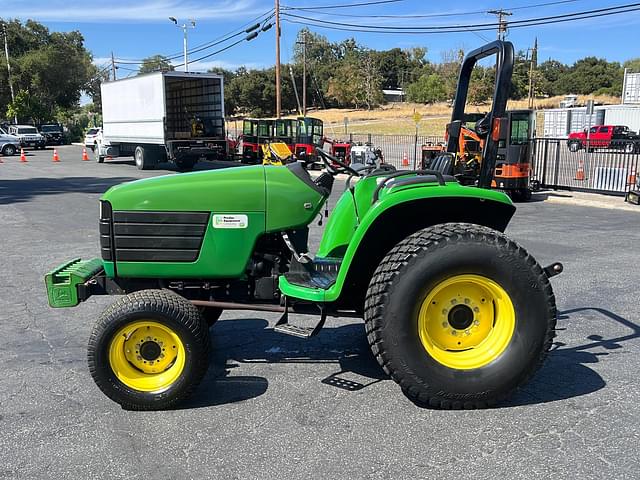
[169,17,196,72]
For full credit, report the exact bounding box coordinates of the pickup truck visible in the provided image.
[568,125,640,154]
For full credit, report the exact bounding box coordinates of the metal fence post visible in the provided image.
[553,140,560,189]
[541,138,549,186]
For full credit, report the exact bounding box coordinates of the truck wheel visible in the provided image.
[364,223,556,409]
[568,141,580,152]
[624,143,634,154]
[175,158,196,172]
[135,146,148,170]
[88,289,210,410]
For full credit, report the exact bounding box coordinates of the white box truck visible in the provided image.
[95,71,227,170]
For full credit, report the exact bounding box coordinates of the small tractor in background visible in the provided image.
[239,117,324,167]
[325,138,352,163]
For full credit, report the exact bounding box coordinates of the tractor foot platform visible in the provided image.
[273,298,327,338]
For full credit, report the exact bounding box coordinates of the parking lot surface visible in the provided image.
[1,146,639,479]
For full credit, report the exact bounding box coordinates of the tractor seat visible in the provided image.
[430,153,455,175]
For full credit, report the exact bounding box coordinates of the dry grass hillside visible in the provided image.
[301,94,620,137]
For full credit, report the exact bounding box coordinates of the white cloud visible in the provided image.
[0,0,262,22]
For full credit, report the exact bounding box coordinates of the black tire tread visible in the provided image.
[363,222,557,409]
[87,289,209,411]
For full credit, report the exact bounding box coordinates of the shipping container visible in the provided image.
[542,109,571,137]
[622,70,640,105]
[568,108,605,134]
[603,105,640,133]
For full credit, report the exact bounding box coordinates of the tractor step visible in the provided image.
[45,257,104,308]
[273,298,327,338]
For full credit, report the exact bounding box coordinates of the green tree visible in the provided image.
[623,58,640,73]
[374,47,427,89]
[406,73,447,104]
[537,59,567,97]
[6,89,46,122]
[556,57,623,95]
[138,55,174,74]
[0,19,96,123]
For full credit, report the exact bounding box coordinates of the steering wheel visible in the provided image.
[315,148,361,177]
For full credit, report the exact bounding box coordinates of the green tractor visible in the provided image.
[45,41,562,410]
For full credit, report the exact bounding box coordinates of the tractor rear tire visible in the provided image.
[88,289,210,410]
[364,223,557,409]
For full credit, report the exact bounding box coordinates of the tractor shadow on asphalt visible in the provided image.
[183,307,637,410]
[508,307,638,407]
[182,318,385,409]
[0,176,136,205]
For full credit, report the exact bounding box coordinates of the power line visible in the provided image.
[285,0,581,18]
[114,9,274,64]
[281,2,640,33]
[283,0,405,10]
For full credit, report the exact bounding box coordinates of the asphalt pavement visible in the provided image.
[1,145,639,479]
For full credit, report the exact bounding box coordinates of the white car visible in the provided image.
[84,127,102,151]
[0,131,20,156]
[8,125,46,149]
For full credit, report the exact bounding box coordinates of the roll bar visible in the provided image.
[446,41,515,189]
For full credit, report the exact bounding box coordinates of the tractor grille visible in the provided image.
[99,202,208,262]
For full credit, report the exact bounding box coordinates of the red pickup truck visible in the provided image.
[568,125,640,153]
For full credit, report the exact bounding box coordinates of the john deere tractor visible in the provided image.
[45,41,562,410]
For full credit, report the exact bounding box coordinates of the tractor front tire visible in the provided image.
[88,289,210,410]
[364,223,556,409]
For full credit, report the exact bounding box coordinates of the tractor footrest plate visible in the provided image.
[45,257,104,308]
[284,257,341,290]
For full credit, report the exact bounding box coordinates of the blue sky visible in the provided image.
[2,0,639,74]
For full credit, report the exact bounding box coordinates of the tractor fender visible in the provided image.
[324,188,516,306]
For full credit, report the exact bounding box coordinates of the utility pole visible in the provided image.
[111,51,117,81]
[288,64,302,114]
[170,17,196,72]
[527,37,538,110]
[297,31,307,116]
[2,22,17,123]
[487,9,512,40]
[275,0,282,118]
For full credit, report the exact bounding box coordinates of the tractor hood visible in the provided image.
[101,165,266,212]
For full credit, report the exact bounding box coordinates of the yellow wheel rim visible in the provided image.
[108,320,186,393]
[418,274,515,370]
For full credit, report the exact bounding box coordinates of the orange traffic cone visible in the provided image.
[82,148,89,161]
[402,151,409,167]
[628,165,637,186]
[20,148,27,162]
[575,158,585,181]
[52,149,60,162]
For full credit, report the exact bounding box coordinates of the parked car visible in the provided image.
[0,131,20,156]
[84,127,102,151]
[8,125,46,149]
[39,124,65,145]
[568,125,640,154]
